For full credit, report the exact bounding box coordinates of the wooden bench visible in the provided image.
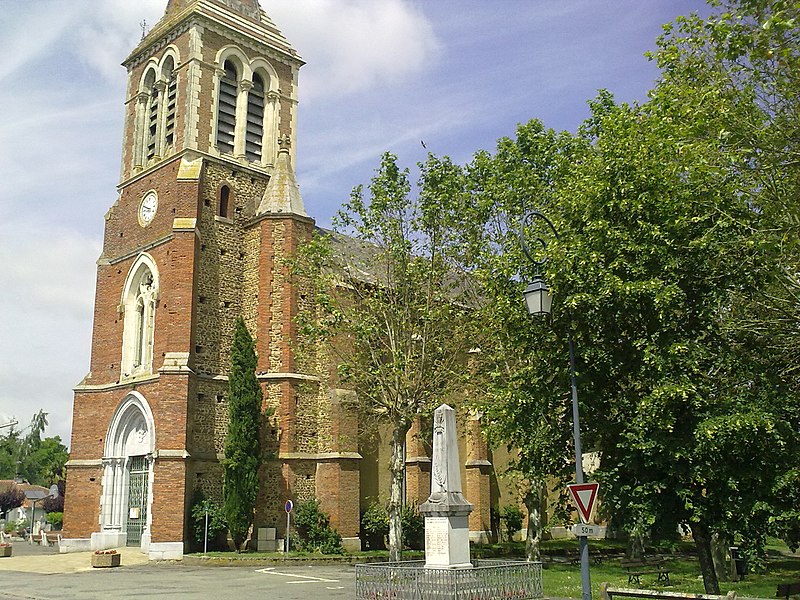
[621,557,671,586]
[776,582,800,600]
[567,549,606,565]
[600,583,737,600]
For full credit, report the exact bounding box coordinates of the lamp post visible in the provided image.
[520,210,592,600]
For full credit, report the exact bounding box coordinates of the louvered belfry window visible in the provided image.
[146,86,160,159]
[245,73,265,162]
[216,61,238,154]
[164,62,177,148]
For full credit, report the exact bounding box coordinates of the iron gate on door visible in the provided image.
[126,455,148,546]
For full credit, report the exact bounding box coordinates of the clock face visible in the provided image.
[139,192,158,226]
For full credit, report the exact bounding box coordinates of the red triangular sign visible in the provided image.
[568,483,599,524]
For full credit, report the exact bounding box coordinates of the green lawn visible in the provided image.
[188,538,800,599]
[541,544,800,599]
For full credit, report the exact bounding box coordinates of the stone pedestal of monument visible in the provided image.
[354,404,544,599]
[419,404,473,569]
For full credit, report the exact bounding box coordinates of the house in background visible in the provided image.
[0,481,50,535]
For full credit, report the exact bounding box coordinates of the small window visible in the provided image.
[219,185,230,218]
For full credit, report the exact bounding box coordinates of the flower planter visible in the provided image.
[0,546,12,558]
[91,552,121,568]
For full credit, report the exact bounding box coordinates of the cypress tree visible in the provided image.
[223,317,262,551]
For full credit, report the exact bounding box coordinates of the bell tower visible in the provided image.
[60,0,361,560]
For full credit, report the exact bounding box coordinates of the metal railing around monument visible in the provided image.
[355,559,543,600]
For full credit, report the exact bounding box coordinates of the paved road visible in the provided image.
[0,544,355,600]
[0,561,356,599]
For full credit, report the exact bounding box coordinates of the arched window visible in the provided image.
[219,185,230,218]
[245,73,266,162]
[121,256,159,378]
[163,57,177,148]
[216,61,238,154]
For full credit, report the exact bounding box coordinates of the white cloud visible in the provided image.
[0,225,100,318]
[0,2,81,84]
[0,225,100,442]
[73,0,166,82]
[268,0,441,100]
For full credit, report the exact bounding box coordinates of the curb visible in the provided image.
[182,554,391,567]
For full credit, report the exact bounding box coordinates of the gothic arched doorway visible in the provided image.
[99,392,155,549]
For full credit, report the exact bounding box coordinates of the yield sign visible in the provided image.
[568,482,599,524]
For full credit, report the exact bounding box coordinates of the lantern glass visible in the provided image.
[523,278,552,316]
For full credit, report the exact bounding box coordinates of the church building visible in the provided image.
[63,0,497,559]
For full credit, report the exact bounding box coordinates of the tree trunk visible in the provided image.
[523,484,543,562]
[711,532,731,583]
[627,521,646,559]
[388,423,409,562]
[692,520,721,594]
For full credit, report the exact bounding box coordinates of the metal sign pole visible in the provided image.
[285,510,290,554]
[284,499,293,555]
[204,506,209,554]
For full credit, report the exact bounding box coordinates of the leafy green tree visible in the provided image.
[542,88,794,594]
[21,436,68,486]
[0,429,21,480]
[298,152,478,561]
[0,411,67,486]
[651,1,800,389]
[417,122,578,560]
[223,317,263,552]
[433,57,796,592]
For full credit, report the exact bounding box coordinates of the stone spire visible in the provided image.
[256,136,308,217]
[165,0,262,21]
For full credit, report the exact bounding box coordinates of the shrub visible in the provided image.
[46,512,63,530]
[360,500,424,550]
[401,505,425,550]
[501,505,524,542]
[14,519,28,535]
[190,492,228,551]
[293,498,344,554]
[361,501,389,550]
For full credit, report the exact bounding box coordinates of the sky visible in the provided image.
[0,0,710,445]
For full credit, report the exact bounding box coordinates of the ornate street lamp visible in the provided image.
[520,210,557,317]
[522,277,552,317]
[520,210,592,600]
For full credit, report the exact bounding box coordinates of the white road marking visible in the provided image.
[255,568,339,583]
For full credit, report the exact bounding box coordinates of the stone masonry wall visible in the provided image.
[194,160,267,377]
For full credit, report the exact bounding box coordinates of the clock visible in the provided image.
[138,191,158,226]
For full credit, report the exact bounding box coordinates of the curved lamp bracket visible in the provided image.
[520,210,560,275]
